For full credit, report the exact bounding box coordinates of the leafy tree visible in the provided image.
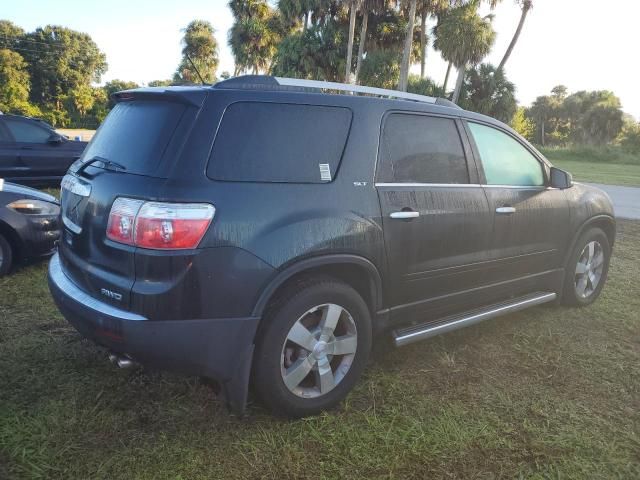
[526,95,555,146]
[433,0,495,103]
[551,84,567,100]
[358,49,399,88]
[497,0,532,72]
[562,90,624,145]
[0,48,40,116]
[229,0,280,75]
[174,20,219,84]
[458,63,516,122]
[407,74,444,96]
[271,21,347,81]
[617,118,640,153]
[510,106,535,141]
[0,20,25,50]
[19,25,107,113]
[104,79,139,107]
[70,84,95,117]
[148,79,173,87]
[277,0,334,31]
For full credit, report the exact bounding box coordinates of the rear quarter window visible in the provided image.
[207,102,352,183]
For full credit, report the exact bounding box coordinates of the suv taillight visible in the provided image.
[106,198,215,250]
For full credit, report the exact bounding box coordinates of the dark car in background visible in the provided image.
[0,114,87,187]
[48,76,615,418]
[0,179,60,276]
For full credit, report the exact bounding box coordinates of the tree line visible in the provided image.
[1,2,639,152]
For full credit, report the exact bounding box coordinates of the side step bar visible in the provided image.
[393,291,557,347]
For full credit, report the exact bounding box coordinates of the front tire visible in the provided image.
[563,227,611,306]
[0,234,13,277]
[253,277,372,418]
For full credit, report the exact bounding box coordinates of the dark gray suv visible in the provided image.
[48,76,615,417]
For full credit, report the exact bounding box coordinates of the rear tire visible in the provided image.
[562,227,611,306]
[0,234,13,277]
[253,277,372,418]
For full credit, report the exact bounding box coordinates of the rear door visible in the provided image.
[376,112,494,322]
[465,121,570,279]
[58,95,200,310]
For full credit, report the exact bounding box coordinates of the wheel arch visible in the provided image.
[564,214,616,269]
[251,254,384,319]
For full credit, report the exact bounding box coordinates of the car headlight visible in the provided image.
[7,199,60,215]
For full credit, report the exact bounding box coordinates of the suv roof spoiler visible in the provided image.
[214,75,462,109]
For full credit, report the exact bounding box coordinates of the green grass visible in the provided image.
[2,222,640,479]
[540,145,640,186]
[546,159,640,187]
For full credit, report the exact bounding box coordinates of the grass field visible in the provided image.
[1,222,640,479]
[541,146,640,187]
[547,159,640,187]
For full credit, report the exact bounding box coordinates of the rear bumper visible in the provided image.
[47,252,260,413]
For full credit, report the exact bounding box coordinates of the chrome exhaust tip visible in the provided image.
[108,352,135,369]
[117,357,134,368]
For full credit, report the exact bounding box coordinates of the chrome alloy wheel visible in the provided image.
[280,303,358,399]
[574,240,605,299]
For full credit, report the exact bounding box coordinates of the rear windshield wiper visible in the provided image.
[75,156,127,175]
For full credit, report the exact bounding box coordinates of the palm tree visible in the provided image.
[497,0,532,72]
[229,0,279,75]
[432,0,495,103]
[343,0,360,82]
[355,0,386,83]
[417,0,448,78]
[458,63,516,122]
[398,0,418,91]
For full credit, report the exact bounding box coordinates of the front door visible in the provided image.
[376,112,494,323]
[465,121,570,282]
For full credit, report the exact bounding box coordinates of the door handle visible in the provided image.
[496,206,516,214]
[390,211,420,219]
[20,146,34,150]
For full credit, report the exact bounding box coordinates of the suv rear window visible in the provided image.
[378,113,469,184]
[80,100,186,176]
[208,102,352,183]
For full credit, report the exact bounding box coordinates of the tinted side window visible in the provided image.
[4,118,51,143]
[468,122,544,186]
[208,102,352,183]
[378,113,469,184]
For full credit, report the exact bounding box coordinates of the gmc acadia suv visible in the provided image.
[48,76,615,417]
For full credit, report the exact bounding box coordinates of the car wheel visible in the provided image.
[563,227,611,306]
[0,234,13,277]
[253,277,372,418]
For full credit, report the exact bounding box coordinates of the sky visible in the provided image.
[3,0,639,119]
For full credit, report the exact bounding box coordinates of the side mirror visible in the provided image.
[48,133,64,144]
[550,167,573,189]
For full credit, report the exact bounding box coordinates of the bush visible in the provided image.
[617,121,640,153]
[407,75,444,97]
[358,50,399,89]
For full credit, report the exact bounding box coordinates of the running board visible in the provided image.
[393,291,557,347]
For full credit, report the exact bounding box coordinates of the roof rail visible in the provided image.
[274,77,437,104]
[215,75,443,105]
